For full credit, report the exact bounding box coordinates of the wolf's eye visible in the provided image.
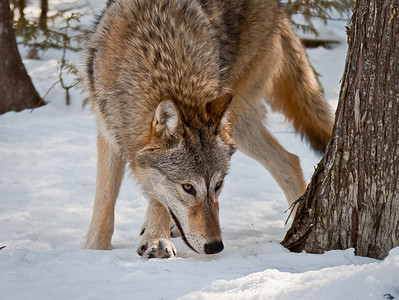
[215,180,223,192]
[182,184,196,196]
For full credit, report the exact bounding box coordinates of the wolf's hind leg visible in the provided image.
[137,201,177,258]
[232,109,306,210]
[85,133,125,250]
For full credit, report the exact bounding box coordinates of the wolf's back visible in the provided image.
[83,0,333,154]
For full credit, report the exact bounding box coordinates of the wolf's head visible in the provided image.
[136,94,235,254]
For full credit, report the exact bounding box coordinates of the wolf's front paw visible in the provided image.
[137,238,177,258]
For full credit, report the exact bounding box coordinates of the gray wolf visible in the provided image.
[82,0,333,258]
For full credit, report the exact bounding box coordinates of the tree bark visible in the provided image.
[282,0,399,260]
[39,0,48,31]
[16,0,25,21]
[0,1,42,115]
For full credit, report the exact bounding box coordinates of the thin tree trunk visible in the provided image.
[39,0,48,31]
[0,1,43,115]
[282,0,399,260]
[17,0,25,21]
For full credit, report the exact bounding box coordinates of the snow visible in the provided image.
[1,1,399,299]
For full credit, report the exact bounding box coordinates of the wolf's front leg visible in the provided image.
[137,201,176,258]
[85,133,125,250]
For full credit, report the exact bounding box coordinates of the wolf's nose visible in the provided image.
[204,240,224,254]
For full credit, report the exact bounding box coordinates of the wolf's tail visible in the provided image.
[268,18,334,154]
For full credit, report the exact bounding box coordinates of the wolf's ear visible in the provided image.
[206,93,233,125]
[153,100,180,137]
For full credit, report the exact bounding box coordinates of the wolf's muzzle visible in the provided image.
[204,240,224,254]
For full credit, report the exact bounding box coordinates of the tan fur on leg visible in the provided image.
[231,100,306,208]
[137,200,176,258]
[85,133,125,250]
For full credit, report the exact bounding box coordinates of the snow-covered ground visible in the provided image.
[1,1,399,299]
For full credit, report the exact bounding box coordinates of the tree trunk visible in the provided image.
[282,0,399,260]
[39,0,48,31]
[0,1,42,115]
[16,0,25,21]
